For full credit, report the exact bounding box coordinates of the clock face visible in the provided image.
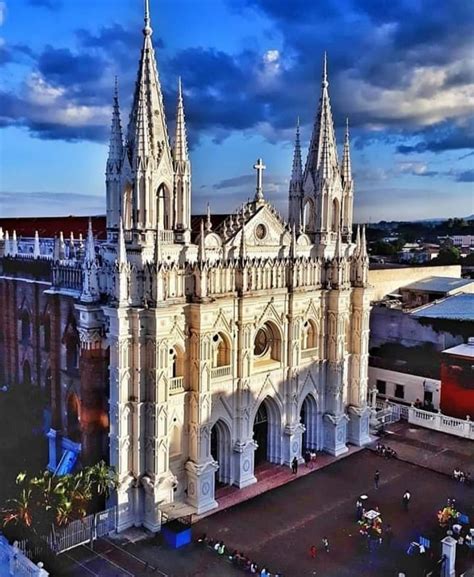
[254,327,270,357]
[255,223,267,240]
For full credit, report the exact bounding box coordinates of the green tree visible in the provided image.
[1,462,118,534]
[433,246,461,265]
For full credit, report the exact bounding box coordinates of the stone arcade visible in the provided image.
[0,1,372,532]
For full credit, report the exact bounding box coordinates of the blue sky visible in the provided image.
[0,0,473,221]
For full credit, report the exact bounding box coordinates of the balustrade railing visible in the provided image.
[169,376,184,393]
[211,365,231,379]
[52,263,83,292]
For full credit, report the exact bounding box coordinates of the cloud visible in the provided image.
[455,169,474,182]
[396,119,474,154]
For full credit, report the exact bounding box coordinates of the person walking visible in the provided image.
[356,499,363,521]
[403,489,411,511]
[374,470,380,489]
[291,456,298,475]
[322,537,330,553]
[309,544,317,559]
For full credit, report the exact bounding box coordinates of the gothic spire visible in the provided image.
[4,230,10,256]
[11,230,18,257]
[341,118,352,185]
[33,231,40,258]
[198,219,206,263]
[173,77,189,163]
[354,225,361,257]
[360,225,368,259]
[304,53,339,181]
[107,77,123,171]
[290,117,303,185]
[126,0,171,170]
[85,219,96,263]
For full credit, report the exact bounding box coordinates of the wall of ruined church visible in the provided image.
[368,264,461,301]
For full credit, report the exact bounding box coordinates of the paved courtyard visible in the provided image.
[55,437,474,577]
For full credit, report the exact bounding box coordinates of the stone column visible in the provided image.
[441,536,456,577]
[232,306,257,488]
[347,287,371,446]
[104,306,136,532]
[186,322,218,514]
[283,302,304,466]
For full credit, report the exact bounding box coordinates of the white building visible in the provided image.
[12,2,371,532]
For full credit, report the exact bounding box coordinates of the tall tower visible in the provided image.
[106,79,123,233]
[301,54,345,247]
[341,119,354,240]
[172,78,192,242]
[118,0,174,238]
[288,118,303,229]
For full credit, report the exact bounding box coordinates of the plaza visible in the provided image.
[54,433,474,577]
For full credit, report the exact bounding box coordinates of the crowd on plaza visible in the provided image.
[196,533,284,576]
[452,467,471,485]
[375,443,398,459]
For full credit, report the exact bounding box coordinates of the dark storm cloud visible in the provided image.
[456,169,474,183]
[397,120,474,154]
[1,0,472,153]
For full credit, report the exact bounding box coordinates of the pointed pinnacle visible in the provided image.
[144,0,152,36]
[322,51,328,88]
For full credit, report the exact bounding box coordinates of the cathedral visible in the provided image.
[0,1,371,532]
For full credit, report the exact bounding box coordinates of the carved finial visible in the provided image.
[205,203,212,232]
[143,0,152,36]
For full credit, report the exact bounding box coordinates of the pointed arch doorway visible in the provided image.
[253,397,282,465]
[210,419,232,485]
[300,394,318,451]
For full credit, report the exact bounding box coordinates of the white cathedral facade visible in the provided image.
[77,2,372,531]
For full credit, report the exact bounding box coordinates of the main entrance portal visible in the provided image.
[253,403,268,466]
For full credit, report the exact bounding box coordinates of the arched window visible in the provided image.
[169,424,182,457]
[303,198,314,232]
[157,184,171,230]
[22,360,31,387]
[254,321,281,368]
[302,319,318,351]
[20,310,31,345]
[64,331,80,373]
[212,332,231,368]
[43,315,51,352]
[169,345,184,379]
[66,393,81,441]
[332,198,340,232]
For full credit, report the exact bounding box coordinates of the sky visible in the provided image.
[0,0,473,222]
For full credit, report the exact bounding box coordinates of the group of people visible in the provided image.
[196,534,283,576]
[453,467,471,485]
[413,398,435,412]
[375,443,398,459]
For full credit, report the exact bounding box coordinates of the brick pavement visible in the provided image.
[54,427,474,577]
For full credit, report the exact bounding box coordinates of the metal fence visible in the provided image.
[18,506,117,559]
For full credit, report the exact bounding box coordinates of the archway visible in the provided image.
[210,419,232,485]
[66,393,81,442]
[253,397,282,465]
[303,197,314,232]
[212,332,231,369]
[22,360,31,387]
[331,198,340,232]
[253,321,282,371]
[300,394,318,451]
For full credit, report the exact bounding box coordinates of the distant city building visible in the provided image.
[440,339,474,419]
[0,4,372,531]
[368,280,474,411]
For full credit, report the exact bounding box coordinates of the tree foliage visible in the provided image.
[1,462,118,535]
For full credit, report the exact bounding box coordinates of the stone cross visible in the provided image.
[253,158,266,202]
